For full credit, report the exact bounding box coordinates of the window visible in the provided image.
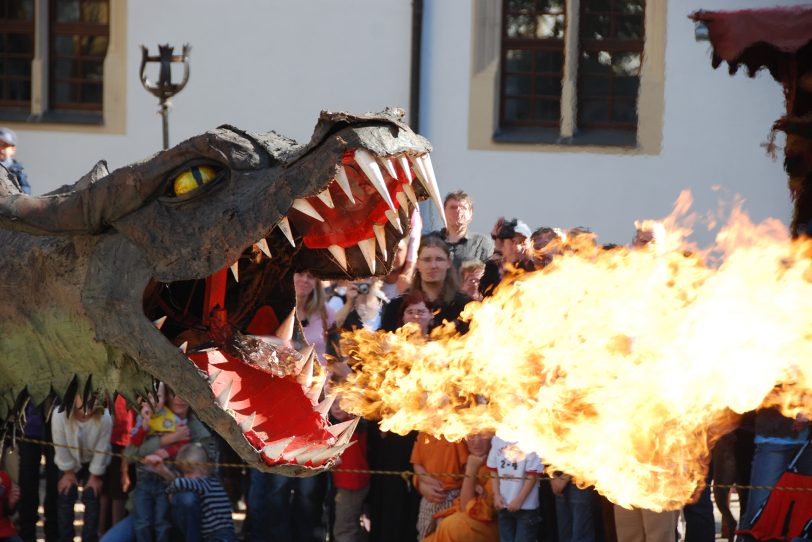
[0,0,124,130]
[470,0,665,153]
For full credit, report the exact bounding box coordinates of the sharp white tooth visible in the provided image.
[384,210,402,233]
[335,166,355,204]
[295,445,328,465]
[316,188,334,209]
[275,308,296,342]
[335,417,360,446]
[397,154,413,183]
[414,154,446,227]
[239,411,257,432]
[305,374,326,403]
[215,379,234,410]
[379,156,398,180]
[255,238,272,258]
[327,245,348,271]
[262,436,294,460]
[230,261,239,282]
[372,224,388,261]
[315,395,336,417]
[326,418,357,438]
[296,345,315,372]
[354,149,396,212]
[292,198,324,222]
[402,183,418,206]
[152,316,167,330]
[357,237,376,274]
[207,369,223,385]
[178,341,188,354]
[396,191,409,212]
[282,444,313,462]
[308,441,355,465]
[277,217,296,247]
[296,351,314,388]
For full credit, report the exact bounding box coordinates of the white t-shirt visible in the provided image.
[301,304,336,360]
[486,436,543,510]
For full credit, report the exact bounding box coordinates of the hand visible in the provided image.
[85,474,103,497]
[493,492,506,510]
[142,454,165,467]
[465,453,486,473]
[395,273,412,294]
[550,476,569,496]
[8,483,20,507]
[57,471,78,495]
[121,466,132,493]
[417,476,446,504]
[171,425,191,443]
[506,498,522,512]
[154,448,170,459]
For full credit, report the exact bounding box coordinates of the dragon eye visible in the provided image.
[172,165,219,196]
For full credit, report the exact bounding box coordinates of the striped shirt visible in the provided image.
[166,475,234,537]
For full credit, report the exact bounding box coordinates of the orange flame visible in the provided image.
[337,191,812,511]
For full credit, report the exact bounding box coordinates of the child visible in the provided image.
[486,436,542,542]
[52,395,113,542]
[144,444,235,542]
[0,470,21,542]
[329,392,370,542]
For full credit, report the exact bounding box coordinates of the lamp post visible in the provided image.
[139,44,191,150]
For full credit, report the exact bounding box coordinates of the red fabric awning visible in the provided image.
[690,6,812,79]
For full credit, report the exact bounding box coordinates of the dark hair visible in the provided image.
[411,235,461,306]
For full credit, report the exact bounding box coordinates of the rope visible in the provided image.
[10,436,812,493]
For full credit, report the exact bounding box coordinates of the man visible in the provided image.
[479,218,533,298]
[432,191,493,269]
[0,127,30,194]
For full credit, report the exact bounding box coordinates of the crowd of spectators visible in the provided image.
[0,126,808,542]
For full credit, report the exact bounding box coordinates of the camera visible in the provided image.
[357,282,370,294]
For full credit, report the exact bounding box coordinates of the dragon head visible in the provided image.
[0,108,442,474]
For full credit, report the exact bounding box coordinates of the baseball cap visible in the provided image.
[496,218,532,239]
[0,128,17,147]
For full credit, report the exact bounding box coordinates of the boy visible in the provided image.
[144,444,235,542]
[487,436,543,542]
[0,128,29,194]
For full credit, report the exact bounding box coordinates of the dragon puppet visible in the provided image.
[0,108,443,474]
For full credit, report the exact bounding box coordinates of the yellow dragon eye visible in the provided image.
[173,165,218,196]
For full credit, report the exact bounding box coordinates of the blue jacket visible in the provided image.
[1,159,30,194]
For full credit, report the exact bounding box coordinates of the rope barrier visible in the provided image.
[8,436,812,493]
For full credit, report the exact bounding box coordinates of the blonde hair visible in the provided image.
[177,443,210,475]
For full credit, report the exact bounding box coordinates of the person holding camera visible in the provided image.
[335,279,388,332]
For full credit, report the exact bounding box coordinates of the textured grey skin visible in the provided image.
[0,109,431,473]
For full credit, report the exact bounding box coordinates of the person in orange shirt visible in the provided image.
[410,432,469,540]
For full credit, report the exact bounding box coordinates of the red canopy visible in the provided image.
[690,6,812,80]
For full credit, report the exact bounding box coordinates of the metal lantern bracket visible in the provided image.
[139,44,191,150]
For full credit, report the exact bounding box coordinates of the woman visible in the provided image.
[380,235,471,333]
[294,271,337,360]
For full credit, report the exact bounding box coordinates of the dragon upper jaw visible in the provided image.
[141,143,441,472]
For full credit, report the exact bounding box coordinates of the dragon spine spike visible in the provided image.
[282,444,313,462]
[355,149,396,213]
[315,394,336,417]
[152,316,167,329]
[277,216,296,247]
[395,191,409,212]
[274,308,296,342]
[357,237,376,274]
[417,154,446,227]
[230,261,239,283]
[178,341,188,354]
[309,441,355,465]
[295,344,315,372]
[384,210,403,233]
[207,369,223,385]
[335,166,355,203]
[316,188,334,209]
[262,436,294,460]
[239,411,257,432]
[327,245,348,271]
[291,198,325,222]
[379,156,398,180]
[335,417,360,446]
[325,417,356,438]
[397,154,413,183]
[296,352,314,388]
[305,373,326,403]
[215,378,234,410]
[372,224,388,260]
[255,238,272,258]
[402,183,418,206]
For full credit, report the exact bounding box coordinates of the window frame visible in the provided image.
[0,1,35,109]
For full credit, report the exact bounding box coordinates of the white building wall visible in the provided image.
[16,0,412,193]
[419,0,806,245]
